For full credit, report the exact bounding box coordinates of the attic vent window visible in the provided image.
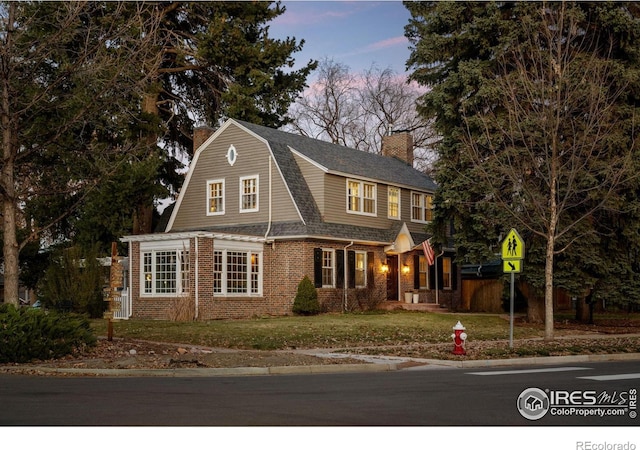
[226,145,237,166]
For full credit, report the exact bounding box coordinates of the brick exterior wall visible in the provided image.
[127,237,459,320]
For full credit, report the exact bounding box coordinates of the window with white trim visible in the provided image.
[141,241,190,296]
[207,179,225,215]
[418,255,429,289]
[240,175,259,212]
[347,179,376,215]
[411,192,434,223]
[442,257,452,290]
[322,249,335,287]
[212,249,262,295]
[355,251,366,288]
[388,186,400,219]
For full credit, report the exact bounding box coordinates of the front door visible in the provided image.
[386,255,398,301]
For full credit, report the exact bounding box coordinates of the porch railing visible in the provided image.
[112,288,131,320]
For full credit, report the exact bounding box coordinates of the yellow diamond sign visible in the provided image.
[502,228,524,260]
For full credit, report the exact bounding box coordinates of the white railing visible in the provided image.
[112,288,131,320]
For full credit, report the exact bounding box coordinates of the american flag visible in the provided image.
[422,239,435,266]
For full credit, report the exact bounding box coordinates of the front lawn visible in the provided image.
[91,311,542,350]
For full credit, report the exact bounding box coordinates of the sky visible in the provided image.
[269,1,413,79]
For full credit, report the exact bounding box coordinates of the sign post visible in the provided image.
[501,228,525,348]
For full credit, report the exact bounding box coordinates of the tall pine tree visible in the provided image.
[0,2,162,305]
[405,1,640,338]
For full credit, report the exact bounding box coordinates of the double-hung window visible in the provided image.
[212,245,262,295]
[418,255,429,289]
[411,192,434,223]
[240,175,259,212]
[355,251,367,288]
[207,179,225,215]
[322,249,335,287]
[141,240,190,296]
[347,179,376,216]
[442,257,452,290]
[388,186,400,219]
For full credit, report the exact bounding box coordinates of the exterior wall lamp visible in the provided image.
[380,261,389,274]
[402,264,410,275]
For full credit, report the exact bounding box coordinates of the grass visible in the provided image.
[91,311,543,350]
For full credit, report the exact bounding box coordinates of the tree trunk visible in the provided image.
[575,296,590,323]
[544,235,555,340]
[1,3,19,306]
[132,91,160,235]
[526,294,545,323]
[2,194,19,307]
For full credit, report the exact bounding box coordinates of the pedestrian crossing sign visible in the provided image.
[502,228,524,260]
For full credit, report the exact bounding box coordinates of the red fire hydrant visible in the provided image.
[451,321,467,355]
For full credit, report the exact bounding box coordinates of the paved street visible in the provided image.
[1,360,638,426]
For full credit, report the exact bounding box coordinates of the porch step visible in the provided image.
[378,301,448,313]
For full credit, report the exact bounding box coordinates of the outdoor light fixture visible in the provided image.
[380,261,389,274]
[402,264,410,275]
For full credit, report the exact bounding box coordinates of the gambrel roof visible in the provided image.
[162,119,434,246]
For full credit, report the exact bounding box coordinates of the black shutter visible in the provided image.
[437,258,444,290]
[347,250,356,288]
[313,248,322,288]
[336,250,344,288]
[367,252,374,288]
[413,254,420,289]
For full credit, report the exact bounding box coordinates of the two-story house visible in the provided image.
[121,119,459,320]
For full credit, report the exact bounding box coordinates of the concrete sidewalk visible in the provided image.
[5,349,640,378]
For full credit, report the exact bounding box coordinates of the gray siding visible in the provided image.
[321,173,432,235]
[169,123,300,232]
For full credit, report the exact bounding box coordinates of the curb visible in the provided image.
[3,362,398,378]
[403,352,640,369]
[3,353,639,378]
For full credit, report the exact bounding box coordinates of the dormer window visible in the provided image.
[411,192,434,223]
[347,179,376,216]
[388,186,400,219]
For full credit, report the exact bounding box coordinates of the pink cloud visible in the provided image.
[366,36,408,51]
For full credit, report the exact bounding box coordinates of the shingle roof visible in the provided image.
[236,120,437,192]
[191,221,429,247]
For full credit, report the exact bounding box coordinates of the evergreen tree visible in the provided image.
[0,2,162,306]
[405,2,640,338]
[129,1,317,234]
[292,276,320,315]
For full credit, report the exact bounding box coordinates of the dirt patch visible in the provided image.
[0,338,364,374]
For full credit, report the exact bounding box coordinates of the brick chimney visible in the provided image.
[381,131,414,167]
[193,126,216,153]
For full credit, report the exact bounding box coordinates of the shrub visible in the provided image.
[292,276,320,315]
[0,304,97,363]
[37,245,107,318]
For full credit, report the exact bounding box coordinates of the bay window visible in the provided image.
[141,240,190,296]
[212,248,262,295]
